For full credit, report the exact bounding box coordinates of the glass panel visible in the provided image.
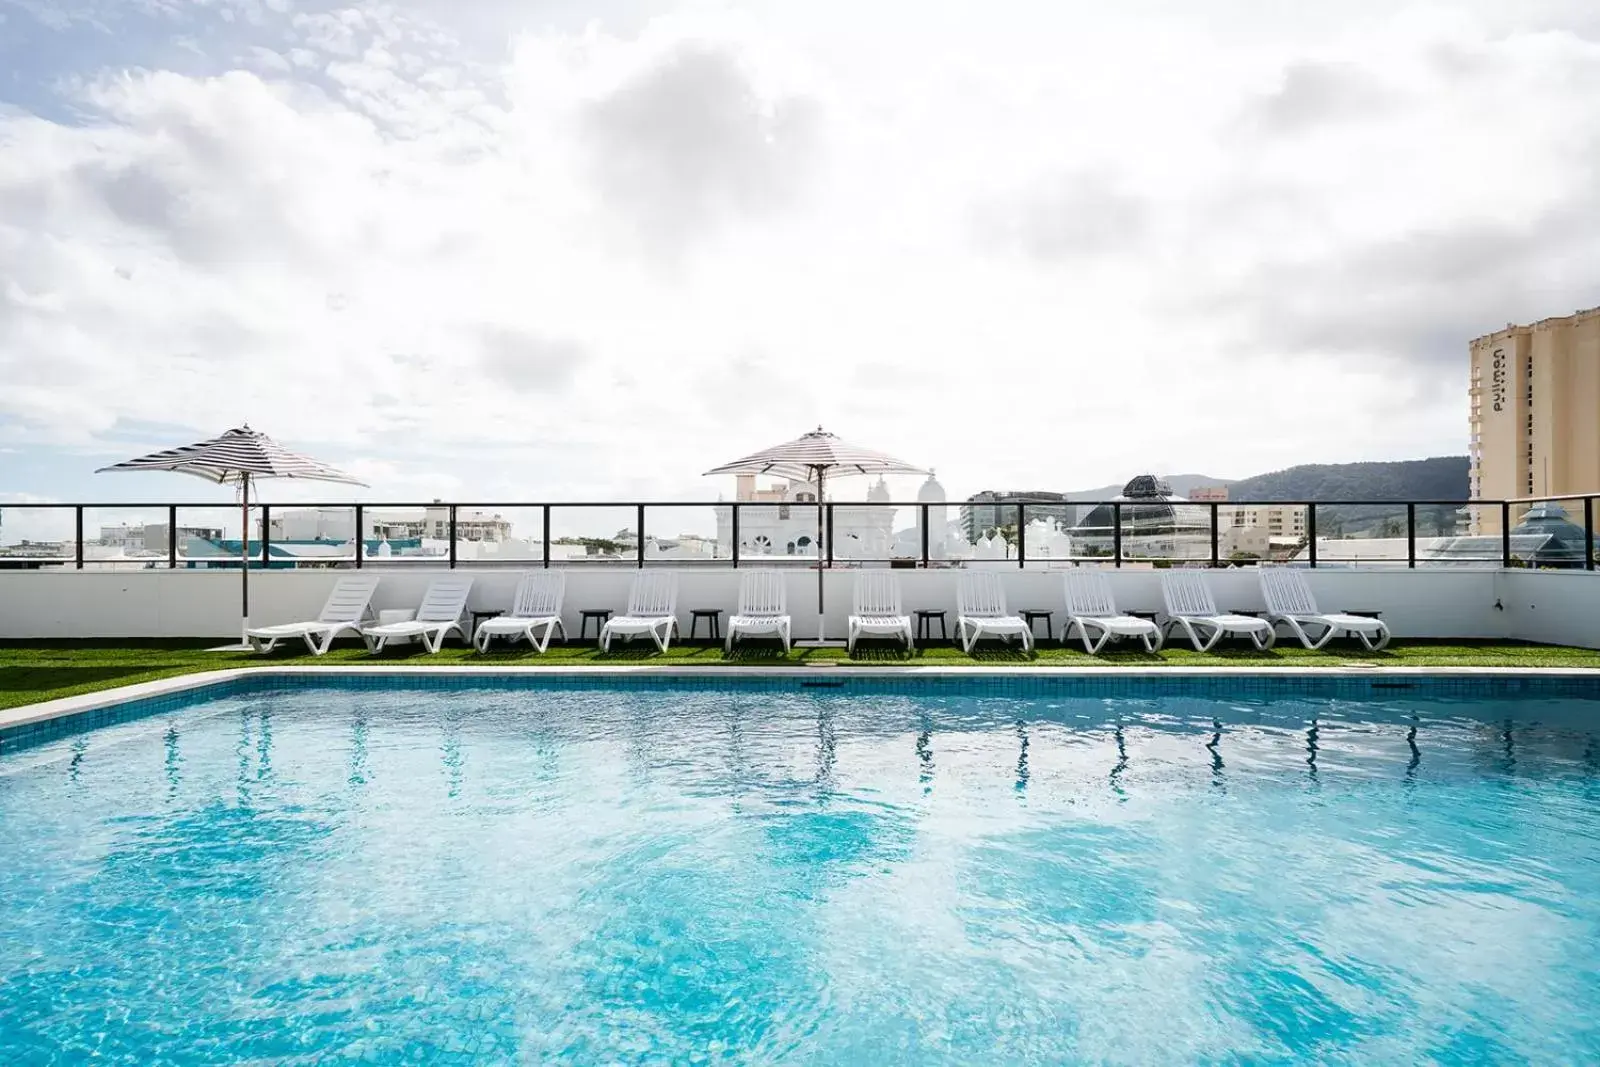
[174,506,256,569]
[439,505,540,566]
[81,506,173,570]
[642,504,728,563]
[546,506,638,564]
[0,505,75,566]
[830,503,916,563]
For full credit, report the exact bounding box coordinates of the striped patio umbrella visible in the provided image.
[706,427,926,643]
[97,426,366,648]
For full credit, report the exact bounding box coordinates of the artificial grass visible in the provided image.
[3,638,1600,712]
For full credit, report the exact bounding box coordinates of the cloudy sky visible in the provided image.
[2,0,1599,513]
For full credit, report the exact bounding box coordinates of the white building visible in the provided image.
[712,473,941,560]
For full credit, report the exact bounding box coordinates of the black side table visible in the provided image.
[579,609,613,641]
[914,609,948,642]
[689,609,723,641]
[1021,610,1054,641]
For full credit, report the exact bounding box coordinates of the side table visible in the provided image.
[689,609,723,642]
[579,609,613,641]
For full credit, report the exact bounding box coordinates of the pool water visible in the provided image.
[2,680,1599,1064]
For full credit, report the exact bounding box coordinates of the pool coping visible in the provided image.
[9,663,1600,734]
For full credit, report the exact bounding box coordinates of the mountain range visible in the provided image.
[1063,456,1471,538]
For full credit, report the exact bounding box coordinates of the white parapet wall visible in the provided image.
[0,564,1557,644]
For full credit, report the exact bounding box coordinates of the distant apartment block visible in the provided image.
[960,491,1075,540]
[1183,486,1307,542]
[1470,306,1600,532]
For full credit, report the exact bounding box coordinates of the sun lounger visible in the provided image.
[1160,569,1274,651]
[1063,569,1161,654]
[246,574,380,655]
[956,571,1032,652]
[361,577,474,654]
[1259,567,1390,651]
[474,570,567,653]
[727,569,791,652]
[848,571,913,652]
[600,571,679,652]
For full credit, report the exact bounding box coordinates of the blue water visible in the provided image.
[2,682,1599,1064]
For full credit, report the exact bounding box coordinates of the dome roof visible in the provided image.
[917,470,945,502]
[1511,502,1595,566]
[1072,474,1204,534]
[868,477,891,503]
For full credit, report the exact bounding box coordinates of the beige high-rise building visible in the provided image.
[1469,306,1600,533]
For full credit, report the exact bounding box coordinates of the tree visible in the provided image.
[1377,517,1404,539]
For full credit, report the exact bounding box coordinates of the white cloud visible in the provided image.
[2,0,1600,504]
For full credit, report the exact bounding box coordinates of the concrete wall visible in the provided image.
[0,565,1533,644]
[1498,569,1600,649]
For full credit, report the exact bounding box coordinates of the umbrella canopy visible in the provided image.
[706,427,926,644]
[704,426,927,483]
[95,425,365,486]
[97,426,366,649]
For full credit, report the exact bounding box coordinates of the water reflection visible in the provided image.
[349,714,370,788]
[1015,721,1030,794]
[256,709,273,783]
[235,711,253,803]
[1501,721,1516,775]
[441,711,464,800]
[814,707,836,791]
[67,738,87,785]
[164,724,182,802]
[1305,719,1320,782]
[1405,720,1421,782]
[915,716,934,794]
[1206,720,1225,792]
[1110,726,1129,799]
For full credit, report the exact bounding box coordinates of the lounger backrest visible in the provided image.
[511,570,566,618]
[1161,570,1218,618]
[319,574,381,623]
[1259,567,1319,616]
[1063,570,1119,617]
[737,569,787,616]
[415,577,474,622]
[626,570,678,617]
[958,571,1007,618]
[853,570,903,616]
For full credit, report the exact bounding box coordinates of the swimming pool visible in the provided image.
[2,675,1598,1063]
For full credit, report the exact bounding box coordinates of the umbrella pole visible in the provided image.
[816,466,826,642]
[240,472,250,646]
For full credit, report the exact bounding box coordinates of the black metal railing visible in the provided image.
[0,496,1594,571]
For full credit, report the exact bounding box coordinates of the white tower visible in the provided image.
[918,470,948,559]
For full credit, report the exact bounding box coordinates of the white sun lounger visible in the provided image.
[1160,570,1275,652]
[1063,569,1162,654]
[1259,568,1391,651]
[600,571,679,652]
[361,577,474,654]
[474,570,567,653]
[727,569,791,652]
[956,571,1032,652]
[246,574,380,655]
[848,571,913,652]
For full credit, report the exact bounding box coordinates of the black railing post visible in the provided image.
[1209,503,1220,568]
[731,503,740,569]
[921,503,930,568]
[260,505,271,568]
[1586,497,1595,572]
[825,504,834,567]
[167,504,177,569]
[1307,504,1318,569]
[636,503,646,568]
[1501,502,1512,568]
[448,505,458,569]
[354,504,363,568]
[542,506,551,569]
[1016,504,1026,568]
[74,506,83,570]
[1112,502,1122,567]
[1406,503,1416,569]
